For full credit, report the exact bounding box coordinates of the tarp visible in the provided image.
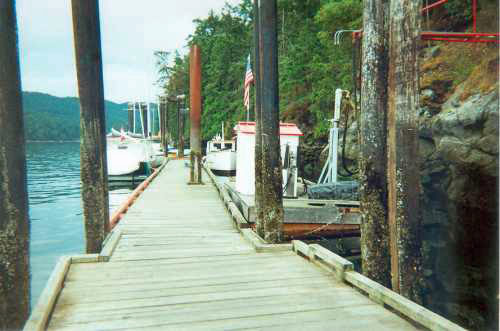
[307,181,359,201]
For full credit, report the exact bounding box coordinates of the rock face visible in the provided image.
[420,86,498,330]
[299,73,498,330]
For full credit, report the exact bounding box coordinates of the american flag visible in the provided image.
[243,54,254,111]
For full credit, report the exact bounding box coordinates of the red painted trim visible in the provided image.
[422,32,500,37]
[422,37,500,43]
[109,163,165,230]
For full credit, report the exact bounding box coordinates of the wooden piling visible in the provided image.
[189,45,203,184]
[0,1,30,328]
[71,0,110,254]
[253,0,265,238]
[127,102,134,132]
[387,0,422,301]
[259,0,284,243]
[140,102,149,137]
[159,97,168,156]
[177,97,185,159]
[359,0,391,288]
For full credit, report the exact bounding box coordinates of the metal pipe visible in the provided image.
[0,1,30,327]
[71,0,110,254]
[189,45,203,184]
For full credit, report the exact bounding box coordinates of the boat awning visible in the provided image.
[234,121,303,136]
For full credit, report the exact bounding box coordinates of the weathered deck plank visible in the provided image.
[43,160,420,330]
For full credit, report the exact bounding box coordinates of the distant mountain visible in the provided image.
[22,91,128,141]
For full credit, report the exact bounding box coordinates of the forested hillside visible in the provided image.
[157,0,361,142]
[23,91,127,141]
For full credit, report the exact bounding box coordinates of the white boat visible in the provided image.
[106,129,155,179]
[151,137,165,168]
[205,124,236,174]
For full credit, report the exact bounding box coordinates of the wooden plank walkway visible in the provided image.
[43,160,420,330]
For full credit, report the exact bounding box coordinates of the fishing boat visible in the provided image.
[204,123,236,175]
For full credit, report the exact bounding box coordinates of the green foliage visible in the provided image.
[156,0,363,142]
[22,91,127,141]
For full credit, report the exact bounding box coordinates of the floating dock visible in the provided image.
[25,160,464,331]
[224,181,361,239]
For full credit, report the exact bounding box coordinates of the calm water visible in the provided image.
[27,142,134,307]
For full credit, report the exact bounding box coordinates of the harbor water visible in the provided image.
[27,142,135,307]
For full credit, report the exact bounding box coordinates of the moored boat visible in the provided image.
[106,129,155,183]
[204,123,236,176]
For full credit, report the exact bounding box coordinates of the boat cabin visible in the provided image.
[233,121,303,197]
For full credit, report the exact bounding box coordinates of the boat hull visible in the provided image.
[206,150,236,172]
[107,137,155,177]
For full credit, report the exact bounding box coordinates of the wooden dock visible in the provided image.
[25,160,464,331]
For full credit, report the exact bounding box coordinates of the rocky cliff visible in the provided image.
[298,41,498,329]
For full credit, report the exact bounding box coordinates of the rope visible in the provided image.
[294,212,344,238]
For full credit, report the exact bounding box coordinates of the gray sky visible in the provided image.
[16,0,240,103]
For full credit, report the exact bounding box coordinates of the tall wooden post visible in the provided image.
[127,102,134,132]
[160,97,168,156]
[177,96,185,159]
[359,0,391,288]
[189,45,203,184]
[140,102,149,137]
[387,0,422,301]
[259,0,283,243]
[253,0,265,237]
[0,1,30,328]
[71,0,110,254]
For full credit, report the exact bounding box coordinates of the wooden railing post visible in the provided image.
[71,0,110,253]
[259,0,284,243]
[189,45,203,184]
[0,1,30,328]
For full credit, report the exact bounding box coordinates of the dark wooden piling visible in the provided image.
[127,102,134,132]
[71,0,110,254]
[359,0,391,288]
[259,0,283,243]
[253,0,265,238]
[159,96,168,156]
[189,45,203,184]
[0,1,30,328]
[177,96,185,159]
[387,0,422,301]
[140,102,149,137]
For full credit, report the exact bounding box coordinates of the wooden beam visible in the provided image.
[387,0,422,300]
[71,0,110,253]
[0,1,30,328]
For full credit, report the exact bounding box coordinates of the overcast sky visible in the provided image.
[16,0,240,103]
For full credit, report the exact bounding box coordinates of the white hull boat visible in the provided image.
[106,130,155,179]
[205,130,236,174]
[205,148,236,172]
